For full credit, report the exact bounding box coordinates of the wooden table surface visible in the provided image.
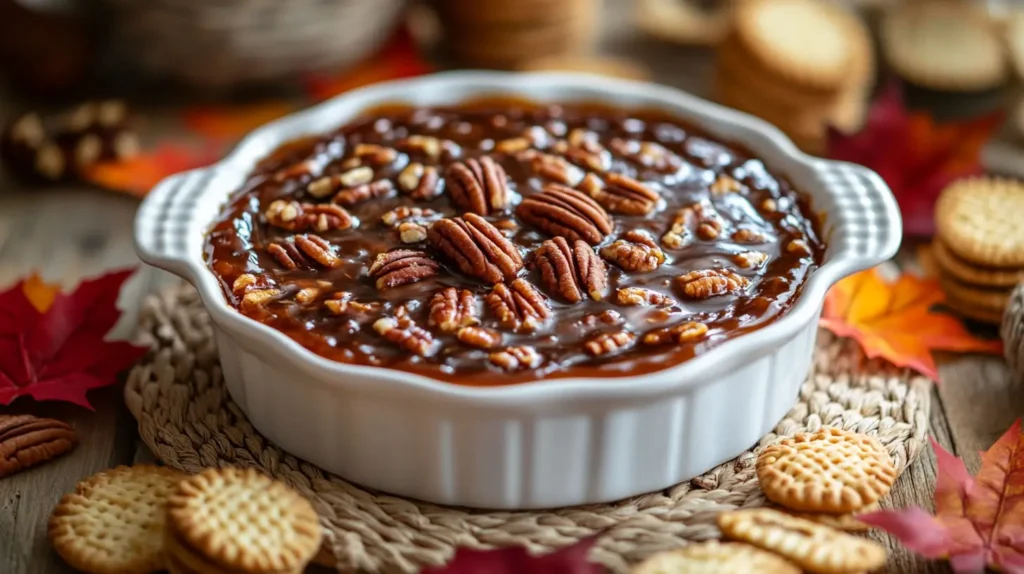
[1,2,1020,572]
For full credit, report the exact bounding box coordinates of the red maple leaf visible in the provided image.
[827,82,1002,237]
[421,536,603,574]
[0,269,148,409]
[860,419,1024,572]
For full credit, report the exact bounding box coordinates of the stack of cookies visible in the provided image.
[712,0,874,154]
[48,465,323,574]
[432,0,598,69]
[933,177,1024,324]
[632,427,893,574]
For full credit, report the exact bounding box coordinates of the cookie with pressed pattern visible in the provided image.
[630,540,799,574]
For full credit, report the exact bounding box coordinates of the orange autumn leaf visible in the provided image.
[21,274,60,313]
[181,100,297,141]
[303,30,433,101]
[80,144,221,197]
[819,267,1002,380]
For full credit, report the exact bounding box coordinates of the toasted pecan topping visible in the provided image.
[397,163,442,200]
[616,287,674,307]
[267,234,341,270]
[457,326,502,349]
[427,214,524,284]
[581,172,660,216]
[662,199,725,248]
[600,230,666,273]
[487,279,551,332]
[532,237,607,303]
[264,200,355,233]
[332,179,395,206]
[445,156,510,215]
[676,269,750,299]
[584,330,636,357]
[373,314,438,357]
[367,249,440,290]
[489,346,542,371]
[643,321,709,345]
[516,183,614,245]
[428,287,480,333]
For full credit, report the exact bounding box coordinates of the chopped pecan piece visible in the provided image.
[332,179,395,206]
[710,174,744,194]
[324,292,382,316]
[734,251,770,269]
[367,249,440,290]
[643,321,709,345]
[397,163,442,200]
[373,315,439,357]
[584,330,636,357]
[787,238,813,257]
[608,138,681,172]
[381,206,440,227]
[600,230,666,273]
[675,269,750,299]
[241,289,282,312]
[295,287,320,304]
[446,156,510,215]
[487,279,551,332]
[761,198,778,212]
[532,237,607,303]
[232,274,258,295]
[732,227,772,244]
[580,309,624,327]
[579,172,659,215]
[494,137,530,154]
[399,134,443,161]
[428,287,480,333]
[662,199,725,248]
[398,222,428,244]
[518,149,583,186]
[264,200,355,233]
[267,234,342,270]
[427,214,524,283]
[307,166,374,198]
[457,326,502,349]
[353,143,398,165]
[616,287,674,307]
[516,183,614,245]
[489,346,542,371]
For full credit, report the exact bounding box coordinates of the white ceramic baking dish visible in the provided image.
[134,71,900,509]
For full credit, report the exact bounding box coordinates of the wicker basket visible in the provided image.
[99,0,408,90]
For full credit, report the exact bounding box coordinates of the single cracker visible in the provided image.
[630,540,799,574]
[933,239,1024,287]
[636,0,732,47]
[730,0,860,93]
[48,465,185,574]
[881,1,1008,91]
[717,508,887,574]
[756,426,897,513]
[781,501,880,533]
[167,467,322,574]
[935,177,1024,267]
[938,274,1010,312]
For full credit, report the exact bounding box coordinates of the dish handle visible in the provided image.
[810,159,903,269]
[133,167,213,280]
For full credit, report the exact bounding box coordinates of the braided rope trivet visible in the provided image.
[125,285,931,573]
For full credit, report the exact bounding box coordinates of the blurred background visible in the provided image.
[1,0,1023,290]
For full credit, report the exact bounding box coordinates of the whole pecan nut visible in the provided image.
[489,346,543,371]
[264,200,355,233]
[532,236,607,303]
[428,287,480,333]
[0,414,78,478]
[676,269,750,299]
[267,234,342,270]
[373,314,439,357]
[642,321,709,345]
[584,330,636,357]
[579,172,660,215]
[446,156,510,215]
[427,214,524,284]
[516,183,614,245]
[600,230,666,273]
[367,249,440,290]
[662,199,725,248]
[487,278,551,332]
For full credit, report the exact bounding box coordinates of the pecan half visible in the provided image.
[616,287,674,307]
[332,180,395,206]
[516,184,614,245]
[489,346,542,371]
[445,156,510,215]
[584,330,636,357]
[264,200,355,233]
[676,269,750,299]
[600,230,666,273]
[577,172,659,216]
[427,214,524,283]
[662,199,725,248]
[457,326,502,349]
[734,251,770,269]
[353,143,398,166]
[642,321,709,345]
[517,149,583,186]
[368,249,440,290]
[710,174,744,194]
[0,414,77,478]
[532,237,607,303]
[307,166,374,198]
[398,134,443,161]
[732,227,772,244]
[428,287,480,333]
[267,234,341,270]
[373,315,439,357]
[487,279,551,332]
[397,163,442,200]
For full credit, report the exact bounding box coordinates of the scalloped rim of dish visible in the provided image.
[135,70,901,407]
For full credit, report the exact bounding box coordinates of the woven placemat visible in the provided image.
[125,285,931,573]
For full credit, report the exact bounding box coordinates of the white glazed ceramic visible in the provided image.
[134,71,901,509]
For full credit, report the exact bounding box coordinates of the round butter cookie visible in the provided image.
[881,1,1008,92]
[48,465,185,574]
[730,0,862,93]
[636,0,733,47]
[779,501,879,533]
[630,540,799,574]
[935,177,1024,268]
[167,467,322,574]
[756,426,897,513]
[939,273,1010,312]
[1007,12,1024,81]
[933,239,1024,288]
[717,508,887,574]
[519,55,650,81]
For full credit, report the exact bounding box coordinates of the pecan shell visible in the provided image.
[266,234,341,270]
[264,200,355,233]
[0,414,77,478]
[516,183,614,245]
[427,214,524,284]
[486,278,551,332]
[676,269,750,299]
[532,237,607,303]
[446,156,510,215]
[600,230,666,273]
[367,249,440,290]
[580,172,660,215]
[428,287,480,333]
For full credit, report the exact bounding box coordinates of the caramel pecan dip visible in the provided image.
[205,99,824,385]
